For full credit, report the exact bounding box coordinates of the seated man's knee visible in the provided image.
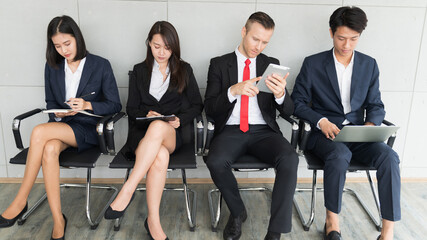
[276,151,299,173]
[205,153,230,173]
[324,147,352,172]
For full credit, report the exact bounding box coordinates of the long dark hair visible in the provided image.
[46,15,87,68]
[145,21,187,93]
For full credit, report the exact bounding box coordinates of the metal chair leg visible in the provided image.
[207,188,221,232]
[17,192,48,225]
[367,170,382,231]
[294,169,317,231]
[181,169,197,231]
[114,168,131,231]
[18,168,118,229]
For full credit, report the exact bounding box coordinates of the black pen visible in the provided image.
[65,92,95,103]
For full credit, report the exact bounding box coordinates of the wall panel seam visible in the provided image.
[0,112,9,177]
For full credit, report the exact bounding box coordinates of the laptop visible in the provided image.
[333,125,400,142]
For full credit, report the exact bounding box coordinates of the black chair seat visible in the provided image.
[109,143,196,170]
[304,151,376,171]
[10,147,101,168]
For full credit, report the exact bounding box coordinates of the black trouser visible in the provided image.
[309,131,401,221]
[206,125,299,233]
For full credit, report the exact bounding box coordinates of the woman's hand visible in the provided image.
[168,116,180,128]
[67,98,92,111]
[147,110,161,117]
[54,111,77,118]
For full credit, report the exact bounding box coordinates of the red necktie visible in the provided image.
[240,59,251,132]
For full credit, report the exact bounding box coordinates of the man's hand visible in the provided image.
[230,76,261,97]
[364,122,375,126]
[319,118,340,140]
[266,72,289,98]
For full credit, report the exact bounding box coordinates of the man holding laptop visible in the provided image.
[204,12,298,240]
[291,6,400,240]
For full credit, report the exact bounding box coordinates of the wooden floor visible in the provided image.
[0,182,426,240]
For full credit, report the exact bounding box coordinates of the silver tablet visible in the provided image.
[333,125,400,142]
[257,63,290,93]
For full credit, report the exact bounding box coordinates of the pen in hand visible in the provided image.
[65,92,95,104]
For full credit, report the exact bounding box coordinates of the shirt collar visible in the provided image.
[235,46,256,65]
[64,57,86,73]
[153,60,169,74]
[332,48,354,67]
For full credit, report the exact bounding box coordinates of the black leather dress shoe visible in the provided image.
[264,231,281,240]
[51,214,67,240]
[144,218,169,240]
[324,224,342,240]
[0,202,28,228]
[104,193,135,219]
[223,209,247,240]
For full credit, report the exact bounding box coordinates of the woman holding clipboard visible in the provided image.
[104,21,203,240]
[0,16,121,239]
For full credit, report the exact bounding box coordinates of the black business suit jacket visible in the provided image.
[125,61,203,152]
[204,52,294,135]
[44,53,122,147]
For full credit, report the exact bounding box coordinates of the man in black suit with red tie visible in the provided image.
[204,12,298,240]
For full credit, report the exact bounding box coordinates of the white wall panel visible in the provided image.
[257,3,340,90]
[344,0,427,7]
[258,0,341,4]
[78,0,168,88]
[0,113,6,167]
[415,9,427,92]
[401,93,427,170]
[0,0,78,86]
[168,1,256,88]
[356,7,425,92]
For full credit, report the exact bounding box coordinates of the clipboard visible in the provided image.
[136,115,176,122]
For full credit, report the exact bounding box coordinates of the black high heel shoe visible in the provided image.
[104,192,135,219]
[0,202,28,228]
[144,218,169,240]
[51,214,67,240]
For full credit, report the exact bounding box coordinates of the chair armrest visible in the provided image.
[298,118,312,152]
[96,114,117,154]
[196,114,204,156]
[203,116,215,156]
[104,112,127,155]
[12,108,44,150]
[382,119,396,148]
[279,115,299,150]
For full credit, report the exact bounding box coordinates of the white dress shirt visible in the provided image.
[226,47,285,125]
[149,60,170,101]
[64,57,86,101]
[317,49,354,129]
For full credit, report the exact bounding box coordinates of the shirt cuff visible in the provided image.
[54,117,62,122]
[317,117,327,130]
[274,92,286,105]
[227,87,237,103]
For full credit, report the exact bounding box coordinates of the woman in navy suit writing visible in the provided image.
[104,21,203,240]
[0,16,121,239]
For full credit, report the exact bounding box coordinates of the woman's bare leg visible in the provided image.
[109,120,176,211]
[2,123,77,219]
[146,146,169,239]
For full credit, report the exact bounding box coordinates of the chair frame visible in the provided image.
[104,112,203,232]
[10,108,119,229]
[293,119,397,232]
[204,115,299,232]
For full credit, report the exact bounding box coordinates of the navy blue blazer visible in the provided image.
[44,53,122,146]
[204,52,294,136]
[291,49,385,145]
